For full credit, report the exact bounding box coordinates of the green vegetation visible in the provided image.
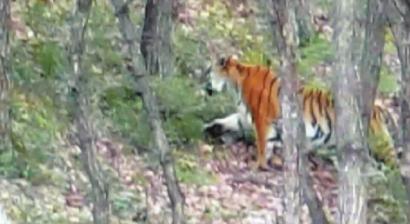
[175,151,217,185]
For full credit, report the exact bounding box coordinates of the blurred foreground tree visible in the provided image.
[385,0,410,219]
[270,0,304,223]
[264,0,328,222]
[0,0,11,151]
[110,0,185,223]
[332,0,368,223]
[69,0,110,223]
[358,0,385,135]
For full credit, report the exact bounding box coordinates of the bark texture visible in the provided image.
[110,0,185,223]
[140,0,173,77]
[266,0,328,222]
[69,1,110,223]
[332,0,367,223]
[359,0,385,137]
[385,0,410,219]
[271,0,303,223]
[0,0,11,151]
[301,154,330,224]
[295,0,314,45]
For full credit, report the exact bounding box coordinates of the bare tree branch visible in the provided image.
[0,0,11,151]
[69,1,110,223]
[109,0,185,223]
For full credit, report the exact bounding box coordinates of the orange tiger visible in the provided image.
[215,55,398,170]
[216,56,280,170]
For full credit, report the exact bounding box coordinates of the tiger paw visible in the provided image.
[252,161,270,172]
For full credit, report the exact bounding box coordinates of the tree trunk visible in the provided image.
[332,0,367,223]
[385,0,410,219]
[265,0,328,222]
[140,0,173,77]
[140,0,159,74]
[359,0,385,138]
[0,0,11,151]
[295,0,314,46]
[301,154,330,224]
[110,1,185,223]
[270,0,303,223]
[69,1,110,223]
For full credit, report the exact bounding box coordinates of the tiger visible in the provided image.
[203,55,399,170]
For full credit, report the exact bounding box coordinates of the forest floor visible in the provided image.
[2,1,405,223]
[0,138,339,224]
[0,35,401,224]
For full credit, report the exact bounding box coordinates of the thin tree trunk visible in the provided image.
[270,0,303,223]
[265,0,328,222]
[140,0,173,77]
[0,0,11,151]
[385,0,410,219]
[332,0,367,223]
[295,0,314,46]
[359,0,385,137]
[69,1,110,223]
[140,0,159,74]
[301,154,330,224]
[295,0,329,224]
[110,1,185,223]
[158,0,173,77]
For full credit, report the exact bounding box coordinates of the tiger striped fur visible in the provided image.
[212,55,398,170]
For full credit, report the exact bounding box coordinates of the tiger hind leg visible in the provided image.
[253,118,270,171]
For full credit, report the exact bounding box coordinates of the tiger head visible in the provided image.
[203,55,242,96]
[216,55,247,85]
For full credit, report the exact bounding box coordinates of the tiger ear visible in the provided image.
[218,54,238,68]
[231,54,239,60]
